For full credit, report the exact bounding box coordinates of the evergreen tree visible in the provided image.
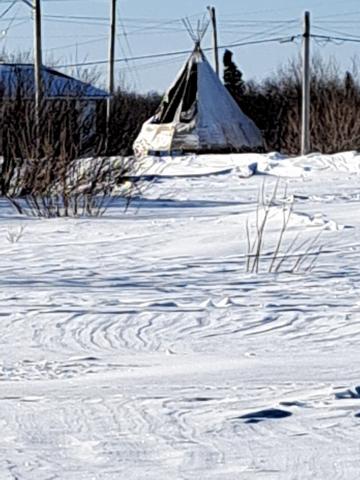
[344,71,355,96]
[223,49,246,100]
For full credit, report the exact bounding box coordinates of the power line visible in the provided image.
[2,3,360,91]
[0,0,16,19]
[313,25,360,40]
[316,10,360,20]
[117,4,141,89]
[44,35,107,52]
[0,1,22,46]
[229,19,298,45]
[311,33,360,44]
[219,18,298,25]
[55,35,300,69]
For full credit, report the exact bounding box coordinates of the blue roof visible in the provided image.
[0,63,108,99]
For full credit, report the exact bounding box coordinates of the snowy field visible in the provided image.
[1,151,360,479]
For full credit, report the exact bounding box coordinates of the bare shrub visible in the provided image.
[105,89,161,156]
[0,95,138,217]
[237,55,360,154]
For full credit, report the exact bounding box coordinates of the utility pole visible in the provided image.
[301,10,310,156]
[208,6,219,76]
[106,0,117,146]
[33,0,43,134]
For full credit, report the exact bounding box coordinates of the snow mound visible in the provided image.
[135,150,360,178]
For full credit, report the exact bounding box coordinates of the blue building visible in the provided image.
[0,63,109,154]
[0,63,108,100]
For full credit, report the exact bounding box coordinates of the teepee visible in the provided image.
[133,43,263,157]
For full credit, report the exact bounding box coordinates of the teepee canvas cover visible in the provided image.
[133,46,263,157]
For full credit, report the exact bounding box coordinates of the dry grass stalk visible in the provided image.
[246,181,323,274]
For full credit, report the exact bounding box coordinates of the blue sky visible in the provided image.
[1,0,360,92]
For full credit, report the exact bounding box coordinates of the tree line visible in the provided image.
[0,51,359,217]
[107,51,360,156]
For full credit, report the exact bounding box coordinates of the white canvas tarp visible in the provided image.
[197,60,263,150]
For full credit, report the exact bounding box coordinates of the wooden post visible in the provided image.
[33,0,43,142]
[301,10,310,155]
[106,0,116,146]
[208,6,219,76]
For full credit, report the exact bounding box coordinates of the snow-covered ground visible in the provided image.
[1,151,360,479]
